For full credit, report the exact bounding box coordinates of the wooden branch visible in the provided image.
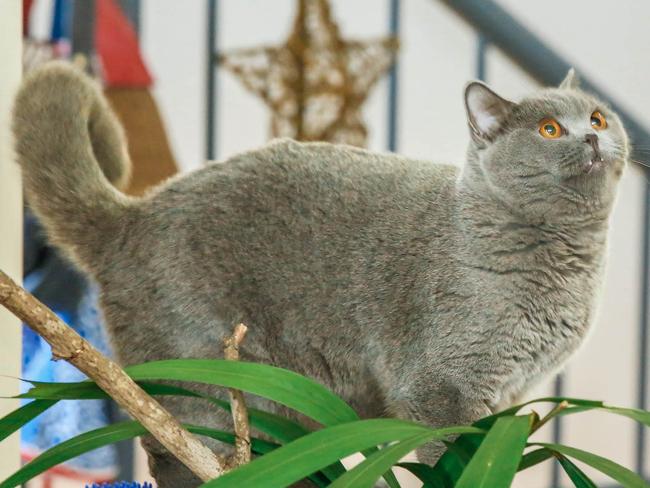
[0,270,226,482]
[223,323,251,467]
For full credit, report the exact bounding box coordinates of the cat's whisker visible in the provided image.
[626,160,650,185]
[630,158,650,170]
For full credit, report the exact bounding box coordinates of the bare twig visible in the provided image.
[0,270,227,482]
[223,323,251,467]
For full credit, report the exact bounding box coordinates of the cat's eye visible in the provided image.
[538,118,562,139]
[591,110,607,130]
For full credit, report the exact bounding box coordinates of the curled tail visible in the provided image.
[13,61,133,268]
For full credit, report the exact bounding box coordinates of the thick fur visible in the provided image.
[13,63,132,269]
[13,62,628,487]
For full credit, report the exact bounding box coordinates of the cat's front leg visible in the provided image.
[386,374,492,465]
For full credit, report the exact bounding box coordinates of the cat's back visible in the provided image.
[154,138,458,222]
[134,138,461,275]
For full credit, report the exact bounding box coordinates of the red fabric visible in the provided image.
[23,0,34,36]
[95,0,152,87]
[21,451,114,484]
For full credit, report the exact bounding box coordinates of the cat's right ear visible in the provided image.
[559,68,580,89]
[464,82,515,143]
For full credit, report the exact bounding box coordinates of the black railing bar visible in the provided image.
[387,0,401,153]
[206,0,218,161]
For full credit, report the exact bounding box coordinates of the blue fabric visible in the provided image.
[22,210,118,472]
[50,0,72,42]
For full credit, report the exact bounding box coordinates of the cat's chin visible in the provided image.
[587,150,628,173]
[558,158,620,201]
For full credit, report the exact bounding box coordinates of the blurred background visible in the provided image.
[0,0,649,487]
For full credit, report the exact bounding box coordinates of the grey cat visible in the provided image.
[12,62,628,487]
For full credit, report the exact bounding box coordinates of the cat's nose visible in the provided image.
[584,134,603,162]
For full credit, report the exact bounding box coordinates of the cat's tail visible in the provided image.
[12,61,133,267]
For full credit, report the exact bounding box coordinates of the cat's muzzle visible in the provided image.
[584,134,604,174]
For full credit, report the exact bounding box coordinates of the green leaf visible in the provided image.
[368,454,401,488]
[382,468,401,488]
[200,419,483,488]
[125,360,359,426]
[0,399,57,442]
[20,379,316,443]
[329,433,434,488]
[518,448,554,471]
[442,434,482,465]
[396,462,446,487]
[505,397,604,414]
[597,406,650,427]
[530,404,650,430]
[430,433,485,486]
[455,415,532,488]
[497,396,650,427]
[0,421,144,488]
[20,360,359,426]
[428,407,517,487]
[534,443,649,488]
[0,421,279,488]
[181,425,329,488]
[204,399,346,484]
[18,379,347,482]
[556,454,598,488]
[17,380,189,400]
[401,395,649,487]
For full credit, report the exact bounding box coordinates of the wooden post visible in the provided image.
[0,0,23,480]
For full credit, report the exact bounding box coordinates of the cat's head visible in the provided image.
[461,69,628,222]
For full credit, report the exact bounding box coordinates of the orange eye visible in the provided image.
[591,110,607,130]
[538,118,562,139]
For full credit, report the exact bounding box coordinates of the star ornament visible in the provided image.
[218,0,399,147]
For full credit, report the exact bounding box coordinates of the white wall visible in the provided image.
[140,1,650,486]
[0,0,23,481]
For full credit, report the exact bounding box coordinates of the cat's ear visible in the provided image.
[464,82,515,141]
[559,68,580,89]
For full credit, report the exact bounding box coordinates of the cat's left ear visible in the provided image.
[559,68,580,89]
[464,82,516,142]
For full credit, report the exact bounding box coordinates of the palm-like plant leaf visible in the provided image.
[14,379,349,482]
[0,421,280,488]
[1,368,649,488]
[200,420,483,488]
[329,433,434,488]
[0,399,56,442]
[518,447,555,471]
[454,415,532,488]
[556,454,598,488]
[534,443,649,488]
[396,462,446,487]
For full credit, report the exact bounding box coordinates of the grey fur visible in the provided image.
[12,62,628,486]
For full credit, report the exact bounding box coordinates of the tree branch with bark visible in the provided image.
[0,269,251,481]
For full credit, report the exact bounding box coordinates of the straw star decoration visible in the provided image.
[218,0,398,147]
